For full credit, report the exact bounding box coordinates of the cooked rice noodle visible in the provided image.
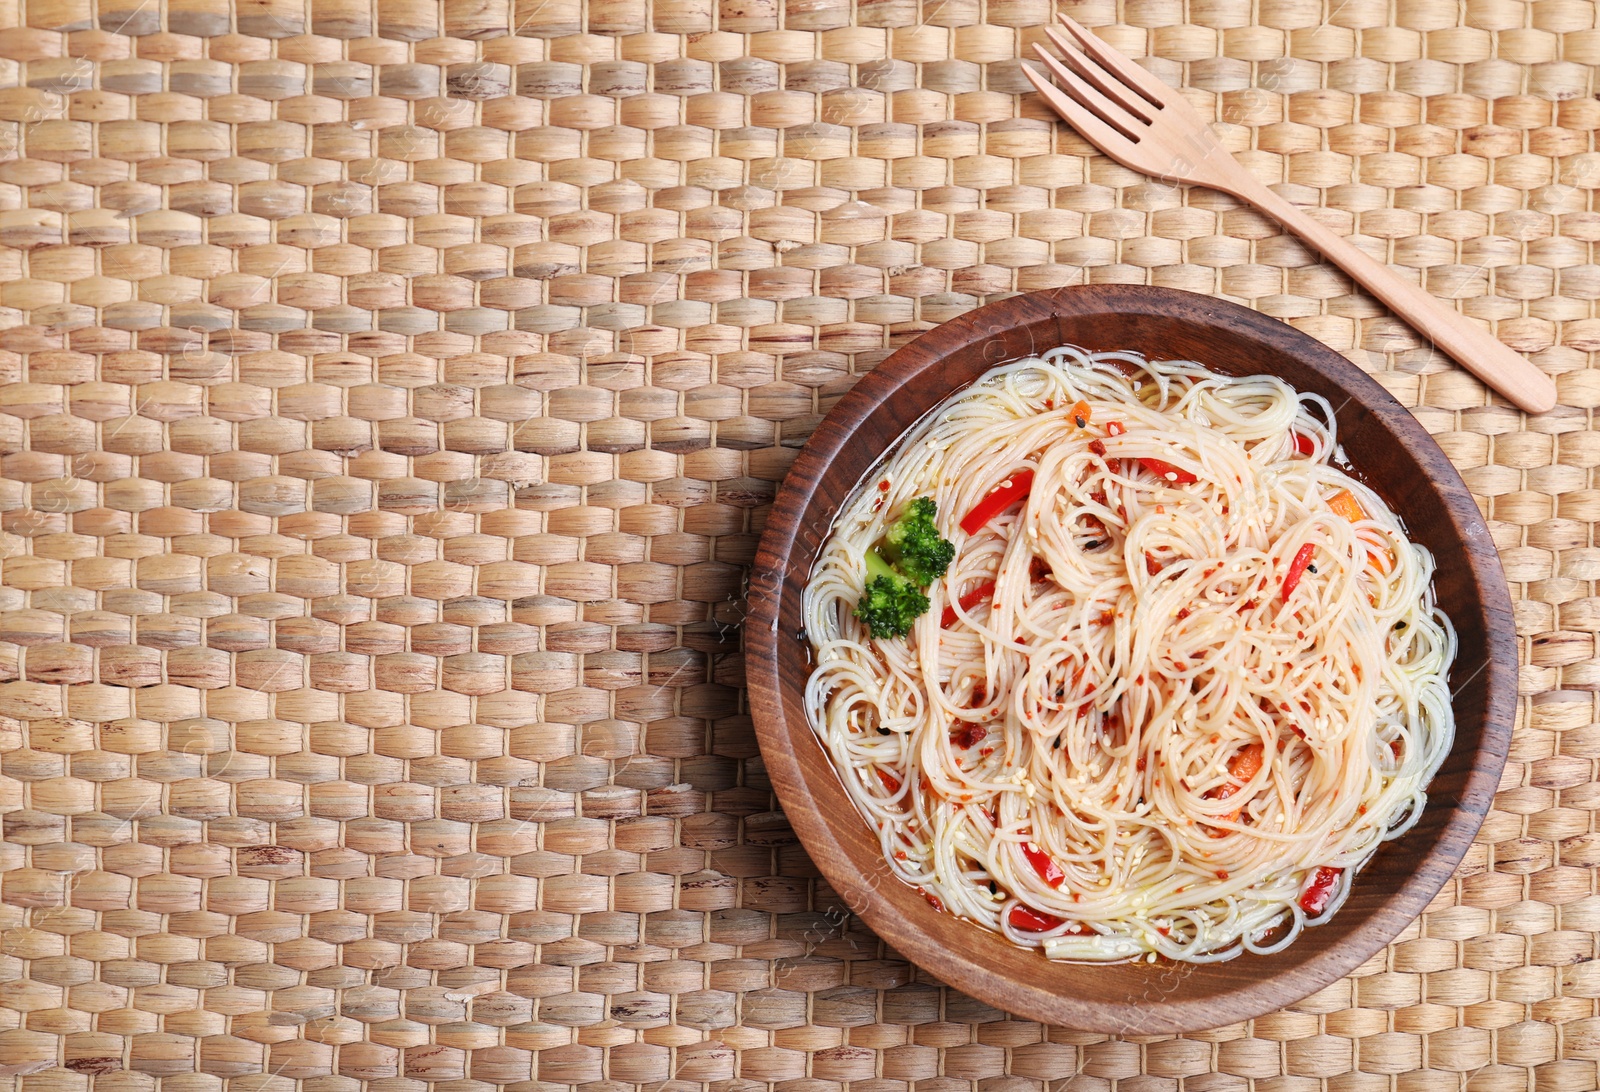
[803,348,1455,963]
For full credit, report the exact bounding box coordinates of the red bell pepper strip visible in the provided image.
[940,580,997,629]
[1299,866,1341,915]
[1281,543,1315,600]
[1009,905,1065,932]
[960,470,1035,534]
[1021,841,1066,888]
[1138,458,1197,484]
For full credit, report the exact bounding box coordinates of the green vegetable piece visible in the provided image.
[880,497,956,588]
[854,549,931,639]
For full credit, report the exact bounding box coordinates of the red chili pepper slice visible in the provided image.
[1105,420,1126,436]
[1021,841,1065,888]
[940,579,998,629]
[1294,432,1315,455]
[961,470,1035,535]
[875,768,901,793]
[1281,542,1315,600]
[1299,866,1341,916]
[1008,905,1065,932]
[950,722,986,749]
[1138,458,1197,485]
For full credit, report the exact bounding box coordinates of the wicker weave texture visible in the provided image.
[0,0,1596,1087]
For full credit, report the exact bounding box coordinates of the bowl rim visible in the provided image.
[746,284,1517,1033]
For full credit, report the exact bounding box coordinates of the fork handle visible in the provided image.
[1219,172,1557,414]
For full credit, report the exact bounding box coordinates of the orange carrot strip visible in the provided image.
[1328,489,1365,523]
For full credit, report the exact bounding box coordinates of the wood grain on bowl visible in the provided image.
[746,286,1516,1035]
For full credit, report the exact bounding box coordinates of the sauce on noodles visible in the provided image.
[802,348,1455,963]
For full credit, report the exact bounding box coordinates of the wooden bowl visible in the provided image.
[747,286,1517,1034]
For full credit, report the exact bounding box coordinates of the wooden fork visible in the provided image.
[1026,15,1558,414]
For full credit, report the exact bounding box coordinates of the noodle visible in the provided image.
[803,349,1455,963]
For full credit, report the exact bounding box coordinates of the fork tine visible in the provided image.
[1054,13,1174,109]
[1029,43,1145,143]
[1023,59,1141,155]
[1040,25,1153,124]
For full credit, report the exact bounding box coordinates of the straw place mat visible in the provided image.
[0,0,1596,1087]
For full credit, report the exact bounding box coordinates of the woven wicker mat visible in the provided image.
[0,0,1596,1087]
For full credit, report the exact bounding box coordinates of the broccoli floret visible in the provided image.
[854,548,931,640]
[852,498,955,640]
[880,497,956,588]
